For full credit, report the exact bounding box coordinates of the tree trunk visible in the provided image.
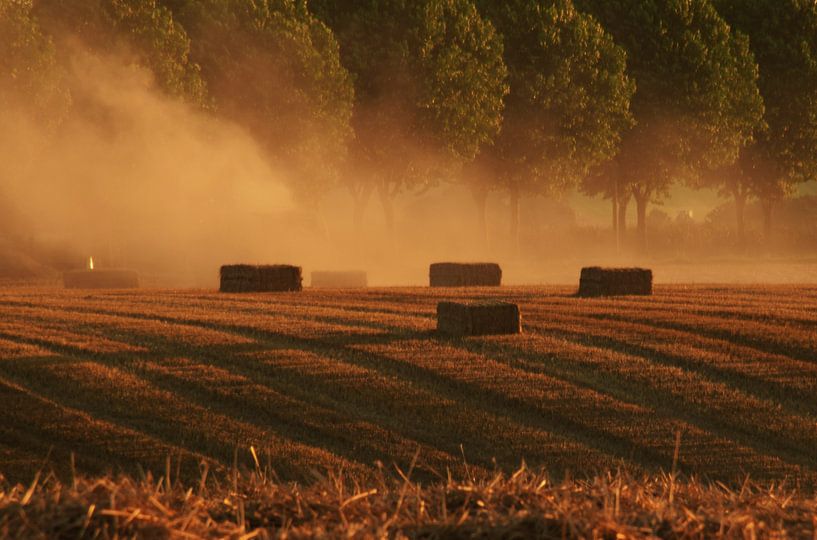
[761,198,774,241]
[734,190,747,250]
[351,184,373,234]
[611,187,621,253]
[612,178,619,235]
[353,200,365,232]
[509,184,520,253]
[634,193,648,253]
[618,197,628,248]
[377,182,395,236]
[611,197,619,234]
[472,186,489,246]
[312,200,330,241]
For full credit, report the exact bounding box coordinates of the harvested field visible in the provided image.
[0,285,816,489]
[3,467,816,539]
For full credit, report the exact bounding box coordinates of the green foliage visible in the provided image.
[168,0,354,201]
[0,0,69,123]
[420,0,508,162]
[714,0,817,201]
[108,0,206,103]
[577,0,764,201]
[34,0,206,104]
[311,0,508,196]
[478,0,635,195]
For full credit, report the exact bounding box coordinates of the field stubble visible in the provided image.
[0,285,815,490]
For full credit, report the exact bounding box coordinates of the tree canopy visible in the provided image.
[576,0,764,248]
[477,0,635,244]
[311,0,508,230]
[34,0,206,103]
[167,0,354,203]
[2,0,814,253]
[714,0,817,237]
[0,0,69,122]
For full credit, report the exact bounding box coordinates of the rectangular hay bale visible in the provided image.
[578,267,652,297]
[311,271,368,288]
[429,263,502,287]
[220,264,302,293]
[437,301,521,336]
[63,269,139,289]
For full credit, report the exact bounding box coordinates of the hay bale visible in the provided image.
[578,267,652,297]
[429,263,502,287]
[220,264,302,293]
[63,269,139,289]
[311,271,367,288]
[437,301,521,336]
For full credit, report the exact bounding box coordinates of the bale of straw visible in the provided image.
[578,267,652,297]
[437,301,521,336]
[62,269,139,289]
[311,271,368,288]
[220,264,302,293]
[429,263,502,287]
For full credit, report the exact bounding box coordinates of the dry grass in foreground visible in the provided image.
[1,463,815,539]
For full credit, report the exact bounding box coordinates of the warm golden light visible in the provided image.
[89,256,94,271]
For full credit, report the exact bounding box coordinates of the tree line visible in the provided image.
[2,0,816,252]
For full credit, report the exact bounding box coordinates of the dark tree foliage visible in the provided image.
[165,0,354,205]
[713,0,817,241]
[4,0,814,254]
[310,0,508,233]
[0,0,68,122]
[577,0,763,250]
[477,0,634,248]
[34,0,206,104]
[0,0,71,236]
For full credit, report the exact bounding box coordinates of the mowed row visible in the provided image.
[0,285,815,485]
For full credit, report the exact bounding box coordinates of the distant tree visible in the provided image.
[0,0,71,236]
[477,0,634,249]
[166,0,353,208]
[713,0,817,242]
[577,0,764,251]
[34,0,206,104]
[311,0,508,234]
[0,0,69,122]
[581,157,632,251]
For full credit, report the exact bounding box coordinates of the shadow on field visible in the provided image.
[0,319,662,486]
[176,324,675,476]
[0,357,204,484]
[4,295,816,488]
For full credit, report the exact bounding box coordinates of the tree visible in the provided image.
[477,0,634,250]
[577,0,764,251]
[581,157,632,251]
[34,0,206,104]
[714,0,817,242]
[0,0,71,236]
[166,0,353,207]
[0,0,69,123]
[311,0,508,234]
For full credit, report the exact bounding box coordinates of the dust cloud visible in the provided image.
[1,50,297,287]
[1,49,815,288]
[0,46,520,288]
